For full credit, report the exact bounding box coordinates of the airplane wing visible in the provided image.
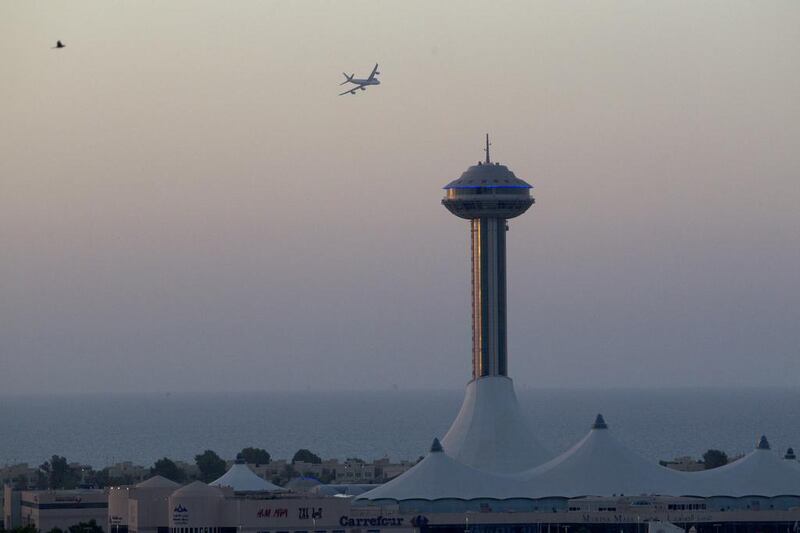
[339,83,368,96]
[367,63,379,80]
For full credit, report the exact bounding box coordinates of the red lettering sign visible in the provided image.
[257,508,288,519]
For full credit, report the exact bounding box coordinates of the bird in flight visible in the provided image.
[338,63,380,96]
[52,40,65,49]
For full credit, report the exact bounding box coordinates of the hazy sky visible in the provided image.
[1,1,799,394]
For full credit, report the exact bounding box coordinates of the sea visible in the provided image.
[1,387,799,468]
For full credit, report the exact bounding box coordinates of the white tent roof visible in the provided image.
[442,376,551,473]
[357,424,800,501]
[517,414,688,497]
[687,436,800,496]
[171,480,224,498]
[356,438,523,501]
[210,460,283,492]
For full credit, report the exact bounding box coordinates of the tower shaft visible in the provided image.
[471,217,507,378]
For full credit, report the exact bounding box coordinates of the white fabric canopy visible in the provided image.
[358,422,800,501]
[210,462,283,492]
[442,376,551,473]
[517,414,689,497]
[357,439,523,501]
[171,480,224,498]
[686,436,800,497]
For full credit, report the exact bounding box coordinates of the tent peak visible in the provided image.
[430,438,444,453]
[592,413,608,430]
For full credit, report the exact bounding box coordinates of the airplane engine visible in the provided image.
[360,86,366,90]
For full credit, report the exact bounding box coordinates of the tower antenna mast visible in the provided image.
[484,133,491,164]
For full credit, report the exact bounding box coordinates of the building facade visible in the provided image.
[6,488,108,532]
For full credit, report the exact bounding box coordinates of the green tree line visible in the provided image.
[10,447,328,489]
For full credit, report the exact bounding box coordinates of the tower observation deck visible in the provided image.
[442,135,534,379]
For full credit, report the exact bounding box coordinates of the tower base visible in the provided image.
[441,376,551,473]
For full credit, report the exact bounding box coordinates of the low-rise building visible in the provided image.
[107,462,150,484]
[167,481,411,533]
[1,464,39,489]
[4,488,107,532]
[3,484,22,530]
[290,458,413,484]
[236,457,412,485]
[661,456,705,472]
[239,460,288,483]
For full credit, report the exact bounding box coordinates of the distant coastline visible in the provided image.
[1,387,798,468]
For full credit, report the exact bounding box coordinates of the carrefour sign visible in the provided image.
[338,516,406,527]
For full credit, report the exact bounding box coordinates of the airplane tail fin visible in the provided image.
[339,72,354,85]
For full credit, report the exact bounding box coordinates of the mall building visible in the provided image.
[3,486,107,532]
[106,460,411,533]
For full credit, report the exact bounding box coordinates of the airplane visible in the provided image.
[339,63,380,96]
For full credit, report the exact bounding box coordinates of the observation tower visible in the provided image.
[440,135,550,473]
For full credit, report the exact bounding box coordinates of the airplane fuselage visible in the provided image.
[349,78,380,86]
